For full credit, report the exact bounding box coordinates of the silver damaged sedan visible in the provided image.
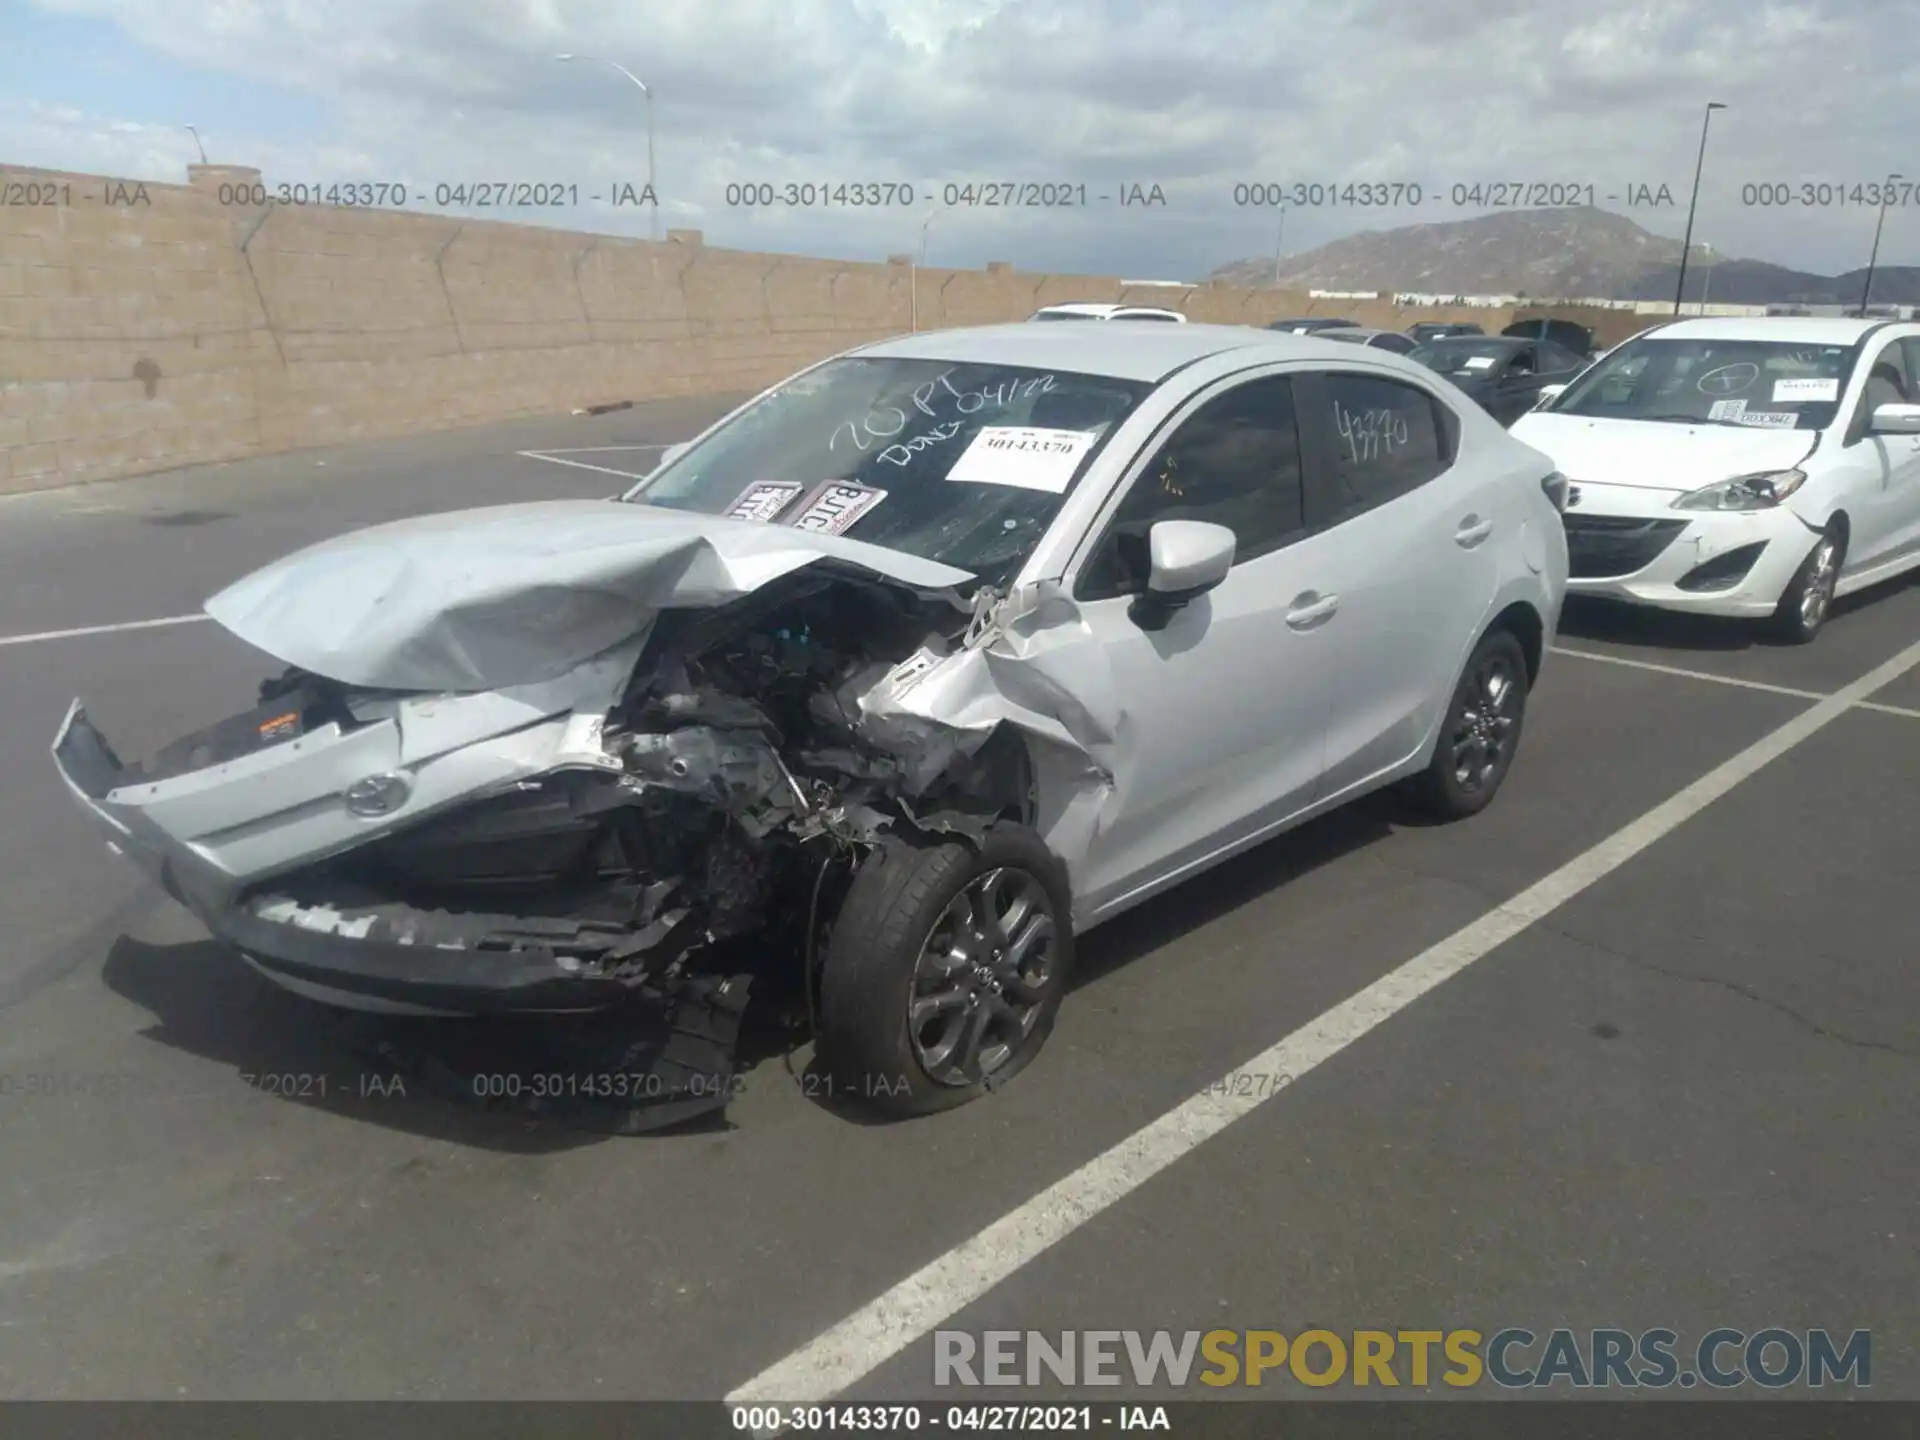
[53,322,1570,1121]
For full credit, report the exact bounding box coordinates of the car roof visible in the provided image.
[1322,327,1390,340]
[851,321,1390,382]
[1641,316,1900,345]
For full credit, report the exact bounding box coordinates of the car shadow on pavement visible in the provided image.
[1557,596,1758,650]
[101,935,734,1151]
[1558,570,1917,653]
[98,784,1439,1140]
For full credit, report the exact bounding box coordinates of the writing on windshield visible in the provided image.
[829,371,1058,465]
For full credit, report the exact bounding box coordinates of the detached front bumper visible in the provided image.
[1561,488,1822,618]
[51,699,645,1016]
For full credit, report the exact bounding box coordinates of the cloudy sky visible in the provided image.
[2,0,1915,282]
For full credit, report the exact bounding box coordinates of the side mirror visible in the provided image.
[1535,384,1567,408]
[1129,520,1236,631]
[1869,402,1920,435]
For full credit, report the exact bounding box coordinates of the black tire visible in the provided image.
[815,822,1074,1118]
[1408,628,1530,821]
[1764,526,1845,645]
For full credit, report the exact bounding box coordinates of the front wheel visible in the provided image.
[1764,527,1845,645]
[1408,628,1530,821]
[815,823,1074,1117]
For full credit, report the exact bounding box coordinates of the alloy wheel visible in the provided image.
[1450,655,1520,793]
[1799,538,1839,629]
[907,867,1057,1087]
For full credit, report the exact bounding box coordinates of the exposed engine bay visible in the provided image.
[173,574,1029,1006]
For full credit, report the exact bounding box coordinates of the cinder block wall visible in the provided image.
[0,162,1648,494]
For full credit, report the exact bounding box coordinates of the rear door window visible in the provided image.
[1299,372,1452,528]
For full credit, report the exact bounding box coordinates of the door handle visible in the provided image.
[1455,515,1494,547]
[1285,591,1340,629]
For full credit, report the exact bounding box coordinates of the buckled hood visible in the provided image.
[204,499,976,692]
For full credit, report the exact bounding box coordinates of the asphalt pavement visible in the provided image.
[1,398,1916,1403]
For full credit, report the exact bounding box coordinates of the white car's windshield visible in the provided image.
[1545,337,1866,430]
[624,356,1152,584]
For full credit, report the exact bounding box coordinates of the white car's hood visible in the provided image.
[205,499,975,692]
[1509,412,1821,495]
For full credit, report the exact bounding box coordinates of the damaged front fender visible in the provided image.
[848,580,1121,870]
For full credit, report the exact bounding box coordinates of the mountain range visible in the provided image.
[1207,206,1920,305]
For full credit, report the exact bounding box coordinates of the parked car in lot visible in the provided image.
[53,323,1567,1122]
[1501,317,1597,357]
[1512,316,1920,642]
[1030,302,1188,322]
[1317,326,1420,355]
[1408,322,1485,343]
[1410,336,1589,426]
[1266,318,1360,334]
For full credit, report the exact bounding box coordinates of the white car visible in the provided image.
[1513,317,1920,642]
[1029,302,1188,323]
[53,324,1565,1122]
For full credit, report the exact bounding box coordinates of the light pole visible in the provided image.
[1698,241,1714,312]
[1673,101,1726,315]
[912,205,946,332]
[557,53,657,241]
[184,125,208,164]
[1859,173,1902,317]
[1272,203,1287,287]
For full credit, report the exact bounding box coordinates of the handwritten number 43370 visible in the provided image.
[1335,402,1409,463]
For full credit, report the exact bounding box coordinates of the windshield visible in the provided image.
[1409,340,1521,376]
[1544,337,1864,430]
[1030,309,1100,321]
[622,356,1152,584]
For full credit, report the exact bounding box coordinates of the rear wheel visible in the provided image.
[1765,527,1844,645]
[815,823,1073,1117]
[1408,628,1530,821]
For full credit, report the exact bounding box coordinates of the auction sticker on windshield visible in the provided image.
[1731,409,1800,429]
[946,426,1095,493]
[726,481,807,523]
[1462,355,1498,371]
[789,481,888,535]
[1773,377,1839,402]
[1707,399,1748,421]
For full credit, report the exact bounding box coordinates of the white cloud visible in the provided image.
[8,0,1920,278]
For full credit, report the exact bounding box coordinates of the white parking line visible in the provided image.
[516,451,658,481]
[528,445,673,454]
[726,634,1920,1410]
[1549,645,1828,701]
[0,614,209,648]
[1551,645,1920,722]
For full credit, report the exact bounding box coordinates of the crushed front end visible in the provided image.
[51,570,1034,1030]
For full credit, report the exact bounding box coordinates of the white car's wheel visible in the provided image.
[1409,629,1530,821]
[1766,526,1845,645]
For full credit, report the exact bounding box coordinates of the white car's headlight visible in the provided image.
[1671,469,1807,512]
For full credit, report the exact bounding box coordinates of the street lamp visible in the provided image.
[1673,101,1727,315]
[184,125,208,164]
[557,53,657,241]
[911,205,947,332]
[1859,174,1902,317]
[1272,203,1287,287]
[1698,241,1714,312]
